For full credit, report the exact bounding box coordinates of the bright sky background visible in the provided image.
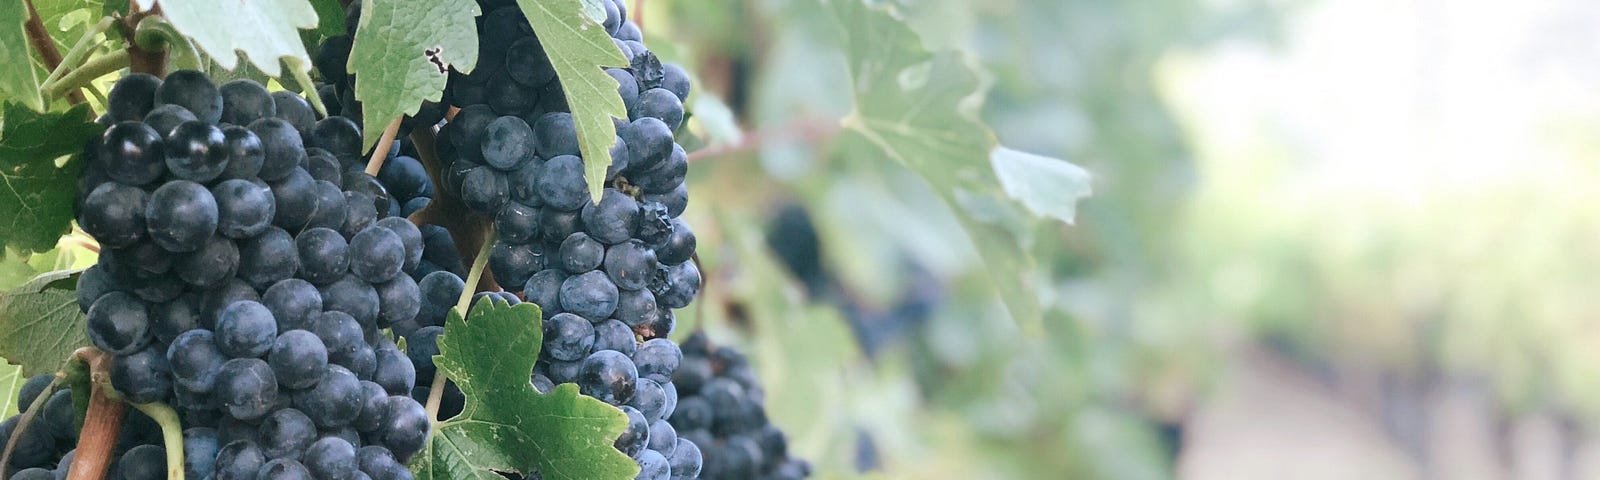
[1164,0,1600,198]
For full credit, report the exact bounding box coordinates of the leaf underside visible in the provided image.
[829,0,1090,328]
[154,0,320,77]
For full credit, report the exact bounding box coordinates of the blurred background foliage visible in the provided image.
[641,0,1600,478]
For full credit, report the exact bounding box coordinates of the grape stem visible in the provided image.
[22,0,85,105]
[66,350,126,480]
[42,17,117,88]
[684,116,838,162]
[286,57,328,118]
[118,6,168,77]
[128,402,186,480]
[422,369,449,429]
[364,118,404,176]
[0,371,59,470]
[131,16,203,72]
[456,227,496,316]
[424,227,497,424]
[44,50,131,99]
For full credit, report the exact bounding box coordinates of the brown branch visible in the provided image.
[67,351,125,480]
[632,0,645,36]
[22,1,62,69]
[630,0,643,35]
[685,117,839,163]
[405,129,499,292]
[23,0,86,105]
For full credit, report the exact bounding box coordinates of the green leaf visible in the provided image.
[577,0,607,24]
[311,0,346,38]
[828,0,1091,328]
[0,102,101,253]
[991,147,1092,224]
[349,0,481,151]
[0,269,87,378]
[517,0,629,202]
[0,360,21,417]
[409,298,636,480]
[0,0,44,111]
[152,0,319,77]
[0,258,38,293]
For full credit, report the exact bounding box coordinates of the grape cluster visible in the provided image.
[669,333,811,480]
[51,70,429,479]
[317,0,706,476]
[445,3,701,479]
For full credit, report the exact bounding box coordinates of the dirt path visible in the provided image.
[1176,349,1422,480]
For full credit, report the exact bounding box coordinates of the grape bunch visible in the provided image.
[47,69,430,479]
[669,333,811,480]
[446,2,701,478]
[316,0,706,476]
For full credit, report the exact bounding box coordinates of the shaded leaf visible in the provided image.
[517,0,629,202]
[0,102,101,253]
[0,269,87,377]
[311,0,346,37]
[0,0,44,111]
[0,361,20,417]
[150,0,319,77]
[350,0,481,150]
[409,298,636,480]
[828,0,1049,326]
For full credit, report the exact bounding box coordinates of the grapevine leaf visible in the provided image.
[0,360,20,417]
[517,0,629,203]
[0,0,43,111]
[148,0,319,77]
[829,0,1090,328]
[825,0,1100,328]
[349,0,481,151]
[0,254,46,293]
[0,269,88,378]
[310,0,346,38]
[991,147,1092,224]
[32,0,119,50]
[0,102,101,253]
[578,0,607,24]
[409,298,636,480]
